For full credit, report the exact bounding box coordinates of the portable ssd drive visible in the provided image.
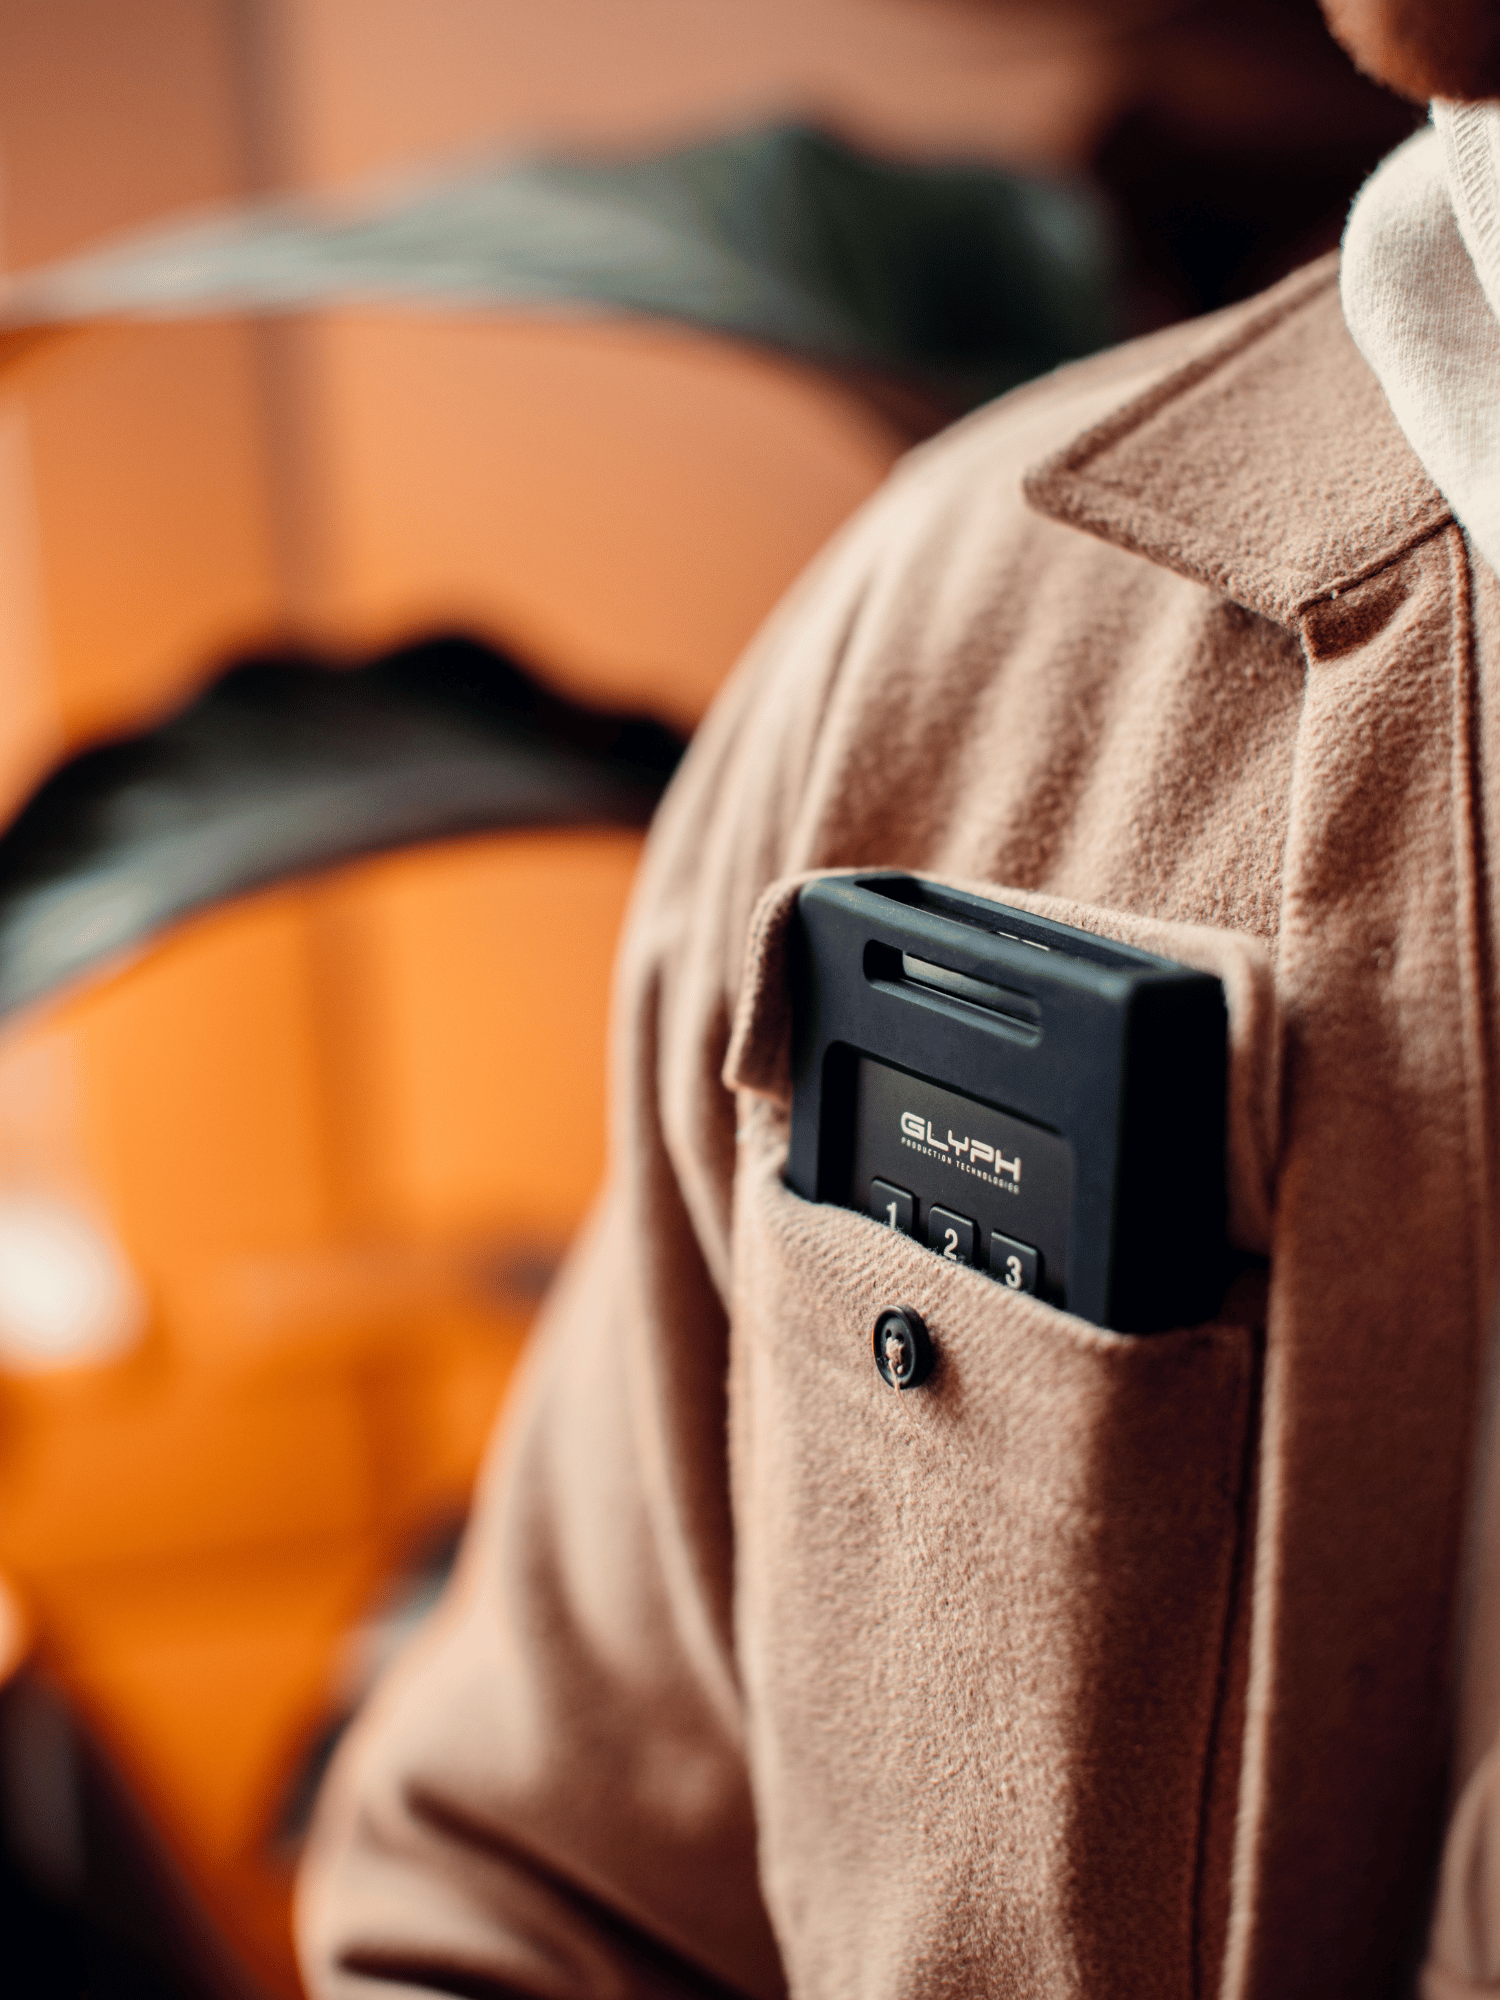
[786,873,1229,1333]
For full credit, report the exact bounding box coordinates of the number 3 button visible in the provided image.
[989,1231,1040,1295]
[926,1206,976,1265]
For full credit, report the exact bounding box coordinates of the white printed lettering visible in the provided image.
[899,1110,1020,1183]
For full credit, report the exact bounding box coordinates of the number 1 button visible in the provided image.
[870,1180,914,1234]
[927,1205,976,1265]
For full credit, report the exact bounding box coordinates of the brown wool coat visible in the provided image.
[296,253,1500,2000]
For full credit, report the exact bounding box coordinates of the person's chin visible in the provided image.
[1319,0,1500,103]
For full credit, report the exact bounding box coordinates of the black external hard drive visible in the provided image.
[786,873,1228,1333]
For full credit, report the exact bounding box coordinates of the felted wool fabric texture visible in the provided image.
[296,262,1500,2000]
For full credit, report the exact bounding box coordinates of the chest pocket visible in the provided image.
[723,873,1277,2000]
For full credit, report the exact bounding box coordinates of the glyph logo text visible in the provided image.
[899,1110,1020,1187]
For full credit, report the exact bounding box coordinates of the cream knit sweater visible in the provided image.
[1343,105,1500,580]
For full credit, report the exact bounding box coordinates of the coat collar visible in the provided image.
[1022,253,1451,629]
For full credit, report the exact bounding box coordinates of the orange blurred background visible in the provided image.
[0,5,928,1988]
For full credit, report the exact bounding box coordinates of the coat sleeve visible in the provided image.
[293,494,896,2000]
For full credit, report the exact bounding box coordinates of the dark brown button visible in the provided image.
[873,1305,933,1389]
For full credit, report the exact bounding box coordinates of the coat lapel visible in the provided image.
[1023,253,1450,626]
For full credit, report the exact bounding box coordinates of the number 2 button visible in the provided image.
[926,1206,976,1265]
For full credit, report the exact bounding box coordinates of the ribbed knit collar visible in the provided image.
[1342,106,1500,580]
